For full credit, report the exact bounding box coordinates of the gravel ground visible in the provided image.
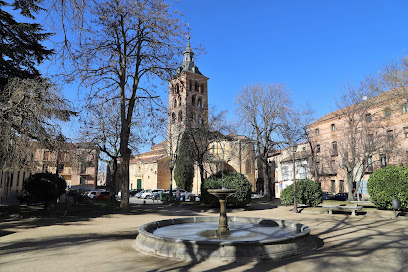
[1,202,407,272]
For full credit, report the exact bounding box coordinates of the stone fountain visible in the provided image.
[133,188,316,262]
[207,188,237,236]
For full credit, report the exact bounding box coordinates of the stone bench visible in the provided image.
[322,205,363,216]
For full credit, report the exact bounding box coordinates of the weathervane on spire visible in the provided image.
[186,22,191,44]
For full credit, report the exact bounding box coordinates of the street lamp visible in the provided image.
[289,142,298,213]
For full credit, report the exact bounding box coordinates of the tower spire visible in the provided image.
[177,24,201,75]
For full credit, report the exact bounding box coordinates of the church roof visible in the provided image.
[130,140,168,164]
[176,38,202,75]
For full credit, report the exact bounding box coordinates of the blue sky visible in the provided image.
[171,0,408,122]
[9,0,408,147]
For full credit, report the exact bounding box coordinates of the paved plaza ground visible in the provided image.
[1,201,407,272]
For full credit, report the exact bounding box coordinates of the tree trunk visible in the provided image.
[107,159,119,193]
[262,157,273,200]
[347,173,354,201]
[119,146,130,213]
[199,163,205,187]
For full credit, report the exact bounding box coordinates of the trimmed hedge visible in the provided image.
[201,170,252,207]
[367,165,408,210]
[280,179,323,207]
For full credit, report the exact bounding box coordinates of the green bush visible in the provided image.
[367,165,408,210]
[23,172,67,210]
[201,170,252,207]
[280,179,323,207]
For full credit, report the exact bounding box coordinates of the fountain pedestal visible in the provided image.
[207,189,237,236]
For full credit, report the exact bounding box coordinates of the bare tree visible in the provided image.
[235,83,292,199]
[183,108,236,185]
[379,55,408,97]
[79,96,164,193]
[63,0,186,212]
[332,78,397,200]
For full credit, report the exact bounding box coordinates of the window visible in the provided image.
[365,113,372,122]
[58,163,64,173]
[339,180,344,193]
[201,83,205,93]
[331,124,336,131]
[315,128,319,136]
[316,161,321,174]
[175,83,180,94]
[192,95,196,106]
[173,98,177,108]
[331,180,336,193]
[384,108,391,117]
[60,152,66,162]
[189,80,193,91]
[80,163,86,174]
[178,110,182,122]
[331,141,338,156]
[380,155,387,168]
[367,156,373,172]
[197,97,202,108]
[330,160,336,171]
[316,144,321,153]
[171,112,176,124]
[402,103,408,114]
[80,177,86,185]
[368,134,374,146]
[43,151,50,161]
[195,82,199,92]
[281,166,289,180]
[387,130,394,141]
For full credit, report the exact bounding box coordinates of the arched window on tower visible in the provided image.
[173,98,177,108]
[192,95,196,106]
[197,97,202,108]
[171,112,176,124]
[201,83,205,93]
[195,82,199,92]
[189,80,193,91]
[178,110,183,122]
[176,83,180,94]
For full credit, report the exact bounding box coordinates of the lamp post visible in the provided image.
[290,142,298,213]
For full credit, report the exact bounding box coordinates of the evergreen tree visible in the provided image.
[0,0,53,89]
[174,132,195,192]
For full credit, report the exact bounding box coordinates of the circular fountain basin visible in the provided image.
[133,216,316,262]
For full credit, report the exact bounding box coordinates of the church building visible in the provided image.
[129,39,257,194]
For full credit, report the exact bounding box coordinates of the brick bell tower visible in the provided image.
[168,38,209,152]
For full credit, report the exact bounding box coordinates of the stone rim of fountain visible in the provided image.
[133,216,316,262]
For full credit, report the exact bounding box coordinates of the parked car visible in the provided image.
[333,193,348,201]
[86,190,105,199]
[323,192,335,200]
[140,189,164,199]
[130,188,143,196]
[135,190,147,198]
[93,191,112,201]
[172,189,196,201]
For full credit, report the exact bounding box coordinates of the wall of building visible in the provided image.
[0,169,29,204]
[308,90,408,197]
